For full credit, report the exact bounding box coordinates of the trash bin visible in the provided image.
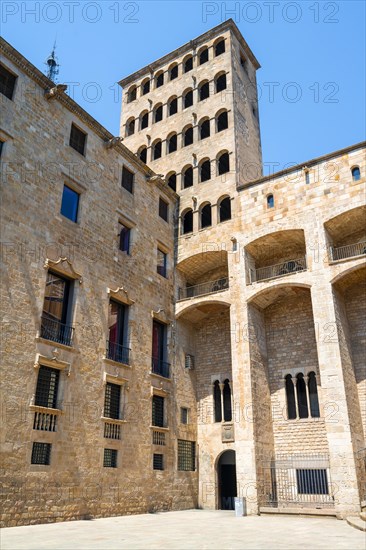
[234,497,247,517]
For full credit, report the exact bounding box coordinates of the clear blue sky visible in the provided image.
[2,1,365,170]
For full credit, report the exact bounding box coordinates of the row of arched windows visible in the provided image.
[136,112,229,163]
[125,74,227,136]
[181,196,232,234]
[163,152,230,192]
[213,379,232,422]
[285,372,320,420]
[126,38,226,102]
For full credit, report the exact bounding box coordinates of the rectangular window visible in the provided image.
[31,442,51,465]
[35,366,60,409]
[104,382,121,420]
[69,124,86,155]
[119,222,131,254]
[305,171,310,184]
[152,320,169,377]
[157,248,167,278]
[122,166,134,193]
[103,448,117,468]
[0,141,4,158]
[0,64,17,100]
[61,184,79,222]
[152,395,165,427]
[178,440,196,471]
[153,453,164,470]
[159,198,169,222]
[41,271,73,346]
[296,469,329,495]
[107,300,129,364]
[181,407,189,425]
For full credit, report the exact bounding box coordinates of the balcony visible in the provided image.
[250,257,307,284]
[330,241,366,262]
[178,277,229,301]
[106,340,130,365]
[40,315,74,347]
[151,357,170,378]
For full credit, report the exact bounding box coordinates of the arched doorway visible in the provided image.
[217,450,237,510]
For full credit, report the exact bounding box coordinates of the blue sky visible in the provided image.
[2,1,365,169]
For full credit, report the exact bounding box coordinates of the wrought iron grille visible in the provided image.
[104,383,121,420]
[106,340,130,365]
[251,257,307,283]
[151,358,170,378]
[178,277,229,300]
[35,366,60,409]
[103,448,117,468]
[177,439,196,471]
[31,442,51,465]
[152,430,166,445]
[153,453,164,470]
[104,422,121,440]
[330,241,366,261]
[40,315,74,347]
[152,395,165,427]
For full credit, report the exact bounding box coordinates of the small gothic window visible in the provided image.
[168,134,177,154]
[183,166,193,188]
[199,48,209,65]
[182,209,193,234]
[183,127,193,147]
[142,79,150,95]
[213,380,222,422]
[352,166,361,181]
[139,147,147,163]
[127,86,136,103]
[219,197,231,222]
[153,141,162,160]
[167,173,176,191]
[215,39,225,56]
[218,152,230,175]
[183,89,193,109]
[285,375,297,420]
[170,65,178,80]
[156,72,164,88]
[168,97,178,116]
[215,73,227,93]
[184,56,193,73]
[267,194,274,208]
[199,82,210,101]
[201,203,212,228]
[154,105,163,123]
[223,379,232,421]
[126,118,135,137]
[141,112,148,129]
[296,373,309,418]
[308,372,320,418]
[199,119,210,140]
[200,160,211,182]
[217,111,228,132]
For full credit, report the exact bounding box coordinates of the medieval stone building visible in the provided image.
[0,19,365,527]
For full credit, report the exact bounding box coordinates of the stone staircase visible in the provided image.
[346,501,366,532]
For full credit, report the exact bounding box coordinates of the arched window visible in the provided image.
[199,81,210,101]
[200,203,212,228]
[352,166,361,181]
[183,126,193,147]
[155,71,164,88]
[168,97,178,116]
[217,110,228,132]
[140,111,149,130]
[154,104,163,123]
[167,172,176,192]
[218,152,230,175]
[215,73,227,93]
[169,63,178,81]
[215,39,225,56]
[267,194,274,208]
[223,379,232,421]
[182,209,193,234]
[199,118,210,140]
[182,166,193,188]
[199,47,209,65]
[167,133,177,154]
[213,380,222,422]
[285,375,297,420]
[141,78,150,95]
[200,159,211,182]
[138,146,147,164]
[183,89,193,109]
[183,55,193,73]
[308,372,320,418]
[152,140,162,160]
[127,86,137,103]
[219,197,231,222]
[126,118,135,137]
[296,373,309,418]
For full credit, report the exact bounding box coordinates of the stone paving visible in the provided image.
[1,510,364,550]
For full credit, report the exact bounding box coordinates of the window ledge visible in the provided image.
[101,417,127,425]
[150,425,169,432]
[150,372,172,382]
[35,337,77,353]
[30,405,63,415]
[103,357,132,369]
[286,417,323,422]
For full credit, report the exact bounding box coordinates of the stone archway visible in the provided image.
[217,450,237,510]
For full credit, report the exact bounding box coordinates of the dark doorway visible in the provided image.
[218,450,237,510]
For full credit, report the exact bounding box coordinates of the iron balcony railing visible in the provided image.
[40,315,74,347]
[251,257,307,283]
[330,241,366,262]
[151,357,170,378]
[106,340,130,365]
[178,277,229,301]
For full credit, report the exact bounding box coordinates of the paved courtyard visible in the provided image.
[1,510,363,550]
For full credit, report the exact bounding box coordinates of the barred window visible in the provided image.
[296,469,329,495]
[153,453,164,470]
[103,448,117,468]
[152,395,165,427]
[104,382,121,420]
[181,407,188,424]
[178,439,195,471]
[35,366,60,409]
[69,124,86,156]
[31,442,51,465]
